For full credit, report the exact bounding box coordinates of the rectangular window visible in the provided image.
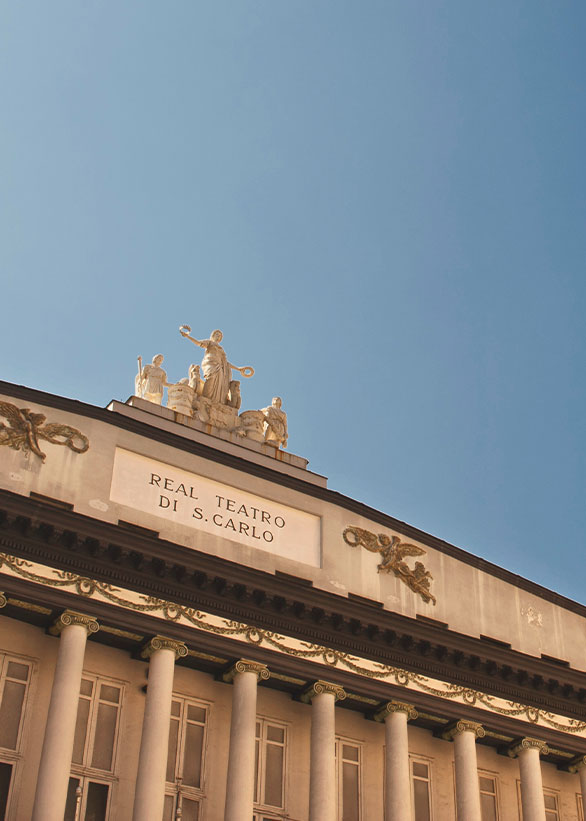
[478,773,498,821]
[254,718,287,814]
[336,737,361,821]
[164,696,209,821]
[411,758,432,821]
[543,790,560,821]
[578,793,585,821]
[69,674,123,821]
[0,656,32,752]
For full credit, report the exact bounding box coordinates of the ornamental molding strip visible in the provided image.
[49,610,99,636]
[343,526,436,605]
[374,700,418,722]
[443,719,486,741]
[508,737,550,757]
[223,659,270,683]
[301,680,347,703]
[141,635,188,660]
[0,400,89,463]
[2,552,586,738]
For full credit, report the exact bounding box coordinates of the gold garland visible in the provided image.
[1,552,584,735]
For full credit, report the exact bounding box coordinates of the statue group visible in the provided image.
[135,327,288,449]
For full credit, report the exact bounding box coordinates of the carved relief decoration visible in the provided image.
[343,526,436,605]
[1,552,585,737]
[0,401,89,463]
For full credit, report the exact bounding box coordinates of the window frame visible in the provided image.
[335,735,363,821]
[254,716,289,816]
[0,651,35,821]
[164,693,211,821]
[478,769,499,821]
[410,754,433,821]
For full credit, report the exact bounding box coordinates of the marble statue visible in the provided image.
[188,364,203,396]
[262,397,288,449]
[179,326,254,406]
[227,380,241,410]
[135,355,170,405]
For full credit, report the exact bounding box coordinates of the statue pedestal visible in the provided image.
[167,384,194,417]
[238,411,265,443]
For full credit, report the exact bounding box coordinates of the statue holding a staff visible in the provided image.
[135,354,170,404]
[179,326,254,406]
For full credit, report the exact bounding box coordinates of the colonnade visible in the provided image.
[30,609,586,821]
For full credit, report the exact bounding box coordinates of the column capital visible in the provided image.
[223,659,270,683]
[443,719,485,741]
[508,737,550,758]
[0,592,6,609]
[567,755,586,773]
[141,635,188,661]
[374,700,418,722]
[50,610,99,637]
[301,680,346,703]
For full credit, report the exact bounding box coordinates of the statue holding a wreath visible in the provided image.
[179,326,254,406]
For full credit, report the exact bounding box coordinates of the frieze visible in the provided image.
[343,526,436,604]
[1,551,585,738]
[0,400,89,463]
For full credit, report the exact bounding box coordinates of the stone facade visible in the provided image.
[0,378,585,820]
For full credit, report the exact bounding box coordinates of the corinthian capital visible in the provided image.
[141,636,188,660]
[443,719,485,741]
[508,737,549,758]
[223,659,270,683]
[301,680,347,703]
[50,610,99,636]
[375,700,418,722]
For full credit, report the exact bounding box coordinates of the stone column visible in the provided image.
[302,680,346,821]
[375,700,418,821]
[223,659,270,821]
[509,737,549,821]
[132,636,188,821]
[32,610,99,821]
[443,720,485,821]
[568,755,586,819]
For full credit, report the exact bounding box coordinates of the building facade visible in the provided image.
[0,376,585,821]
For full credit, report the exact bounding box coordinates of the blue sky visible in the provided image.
[2,2,585,602]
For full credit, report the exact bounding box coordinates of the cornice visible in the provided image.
[1,380,585,621]
[1,488,586,721]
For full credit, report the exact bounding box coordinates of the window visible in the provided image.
[411,757,432,821]
[65,674,123,821]
[0,654,33,821]
[543,790,560,821]
[478,773,498,821]
[163,696,209,821]
[578,792,585,821]
[336,737,361,821]
[254,718,287,816]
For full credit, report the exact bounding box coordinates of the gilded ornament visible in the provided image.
[508,737,550,757]
[443,719,485,741]
[0,592,6,609]
[301,680,346,703]
[0,401,89,462]
[343,526,436,605]
[50,610,99,636]
[141,636,188,660]
[223,659,270,683]
[375,700,418,722]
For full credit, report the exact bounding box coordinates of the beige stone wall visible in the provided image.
[0,617,583,820]
[1,392,585,673]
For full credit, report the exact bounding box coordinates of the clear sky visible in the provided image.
[1,2,585,603]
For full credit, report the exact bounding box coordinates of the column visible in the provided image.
[223,659,270,821]
[509,737,549,821]
[568,756,586,819]
[32,610,99,821]
[375,700,417,821]
[132,636,188,821]
[302,680,346,821]
[443,720,485,821]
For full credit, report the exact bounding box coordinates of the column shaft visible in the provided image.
[579,766,586,820]
[310,691,337,821]
[384,709,411,821]
[518,747,546,821]
[224,670,260,821]
[132,647,178,821]
[32,622,92,821]
[453,730,482,821]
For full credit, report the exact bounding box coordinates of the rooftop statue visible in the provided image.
[179,326,254,406]
[262,397,288,449]
[135,355,170,405]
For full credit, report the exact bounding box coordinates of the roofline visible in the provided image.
[1,379,584,618]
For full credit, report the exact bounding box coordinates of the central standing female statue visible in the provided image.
[179,326,254,405]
